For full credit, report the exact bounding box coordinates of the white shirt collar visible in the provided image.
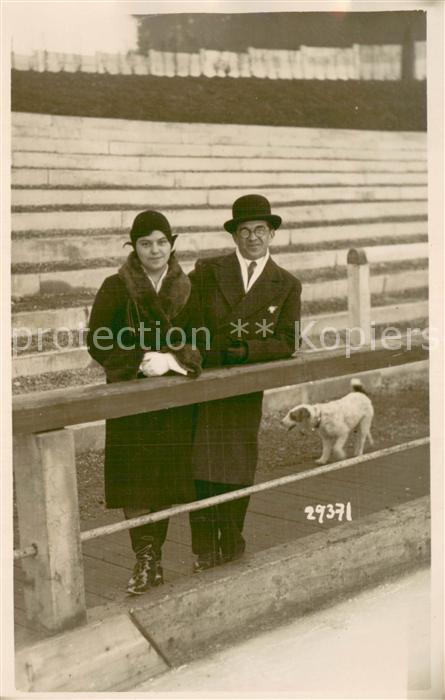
[235,248,270,293]
[145,265,168,293]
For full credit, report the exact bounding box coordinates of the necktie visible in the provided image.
[247,260,257,288]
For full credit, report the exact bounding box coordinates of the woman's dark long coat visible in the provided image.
[87,254,201,510]
[189,252,301,486]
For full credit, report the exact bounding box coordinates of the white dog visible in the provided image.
[281,379,374,465]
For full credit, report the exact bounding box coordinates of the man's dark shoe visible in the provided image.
[152,560,164,586]
[221,544,246,564]
[193,554,221,573]
[127,544,163,595]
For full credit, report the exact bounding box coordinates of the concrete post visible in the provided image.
[176,52,191,77]
[248,48,267,79]
[189,53,201,77]
[402,26,415,81]
[414,41,426,80]
[13,429,87,635]
[347,248,371,346]
[149,49,165,76]
[164,52,175,77]
[131,53,149,75]
[351,44,361,80]
[47,51,62,73]
[118,53,132,75]
[290,50,303,79]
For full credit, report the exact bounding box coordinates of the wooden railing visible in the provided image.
[12,249,430,636]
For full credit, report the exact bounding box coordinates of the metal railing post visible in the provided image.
[347,247,371,346]
[13,429,87,635]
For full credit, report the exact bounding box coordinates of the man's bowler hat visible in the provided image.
[224,194,282,234]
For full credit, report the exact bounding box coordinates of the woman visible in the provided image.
[87,210,201,595]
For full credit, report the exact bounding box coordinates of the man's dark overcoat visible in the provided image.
[189,252,301,486]
[87,253,201,510]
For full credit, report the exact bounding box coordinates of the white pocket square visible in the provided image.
[268,306,277,313]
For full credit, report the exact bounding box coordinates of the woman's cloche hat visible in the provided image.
[224,194,282,234]
[125,210,177,247]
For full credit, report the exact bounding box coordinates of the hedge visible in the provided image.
[11,70,426,131]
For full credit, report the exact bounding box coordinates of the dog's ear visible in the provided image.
[290,406,311,422]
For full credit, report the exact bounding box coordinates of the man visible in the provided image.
[189,194,302,572]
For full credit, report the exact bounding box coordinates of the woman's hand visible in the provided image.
[139,352,171,377]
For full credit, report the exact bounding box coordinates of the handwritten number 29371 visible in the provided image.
[304,502,352,524]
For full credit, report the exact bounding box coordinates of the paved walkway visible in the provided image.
[14,443,429,648]
[133,567,432,697]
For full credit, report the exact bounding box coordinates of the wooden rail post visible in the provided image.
[347,248,371,346]
[13,428,87,635]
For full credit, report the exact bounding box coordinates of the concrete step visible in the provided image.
[303,269,427,302]
[11,168,428,189]
[12,299,429,343]
[11,112,427,150]
[11,201,428,234]
[11,301,429,379]
[11,185,428,209]
[11,253,428,299]
[11,221,428,266]
[12,136,427,162]
[11,242,428,292]
[12,151,428,173]
[13,305,91,336]
[14,346,93,378]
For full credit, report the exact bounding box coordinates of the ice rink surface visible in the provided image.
[134,567,433,697]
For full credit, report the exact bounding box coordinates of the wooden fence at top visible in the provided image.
[11,42,427,80]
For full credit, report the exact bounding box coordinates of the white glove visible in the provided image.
[139,352,170,377]
[165,354,188,376]
[139,352,188,377]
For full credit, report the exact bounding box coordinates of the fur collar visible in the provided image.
[118,252,191,324]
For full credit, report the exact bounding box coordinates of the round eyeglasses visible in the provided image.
[237,225,271,239]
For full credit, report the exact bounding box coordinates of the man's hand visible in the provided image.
[224,340,248,364]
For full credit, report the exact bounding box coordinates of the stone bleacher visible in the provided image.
[11,112,428,391]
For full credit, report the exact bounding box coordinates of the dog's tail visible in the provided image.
[351,378,368,395]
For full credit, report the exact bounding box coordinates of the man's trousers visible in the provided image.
[189,480,250,562]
